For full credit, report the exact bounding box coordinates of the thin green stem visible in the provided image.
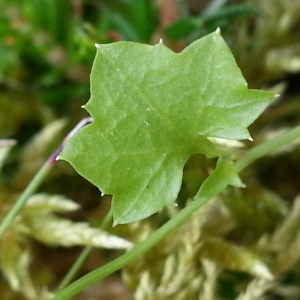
[56,209,113,291]
[235,125,300,173]
[0,162,52,238]
[0,117,93,239]
[52,125,300,300]
[52,196,210,300]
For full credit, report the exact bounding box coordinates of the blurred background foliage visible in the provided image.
[0,0,300,299]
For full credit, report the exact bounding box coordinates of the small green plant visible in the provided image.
[60,29,273,225]
[1,28,300,300]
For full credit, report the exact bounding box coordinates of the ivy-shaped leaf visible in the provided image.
[60,30,274,224]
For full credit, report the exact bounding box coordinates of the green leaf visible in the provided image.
[165,18,200,40]
[195,158,245,200]
[60,30,274,224]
